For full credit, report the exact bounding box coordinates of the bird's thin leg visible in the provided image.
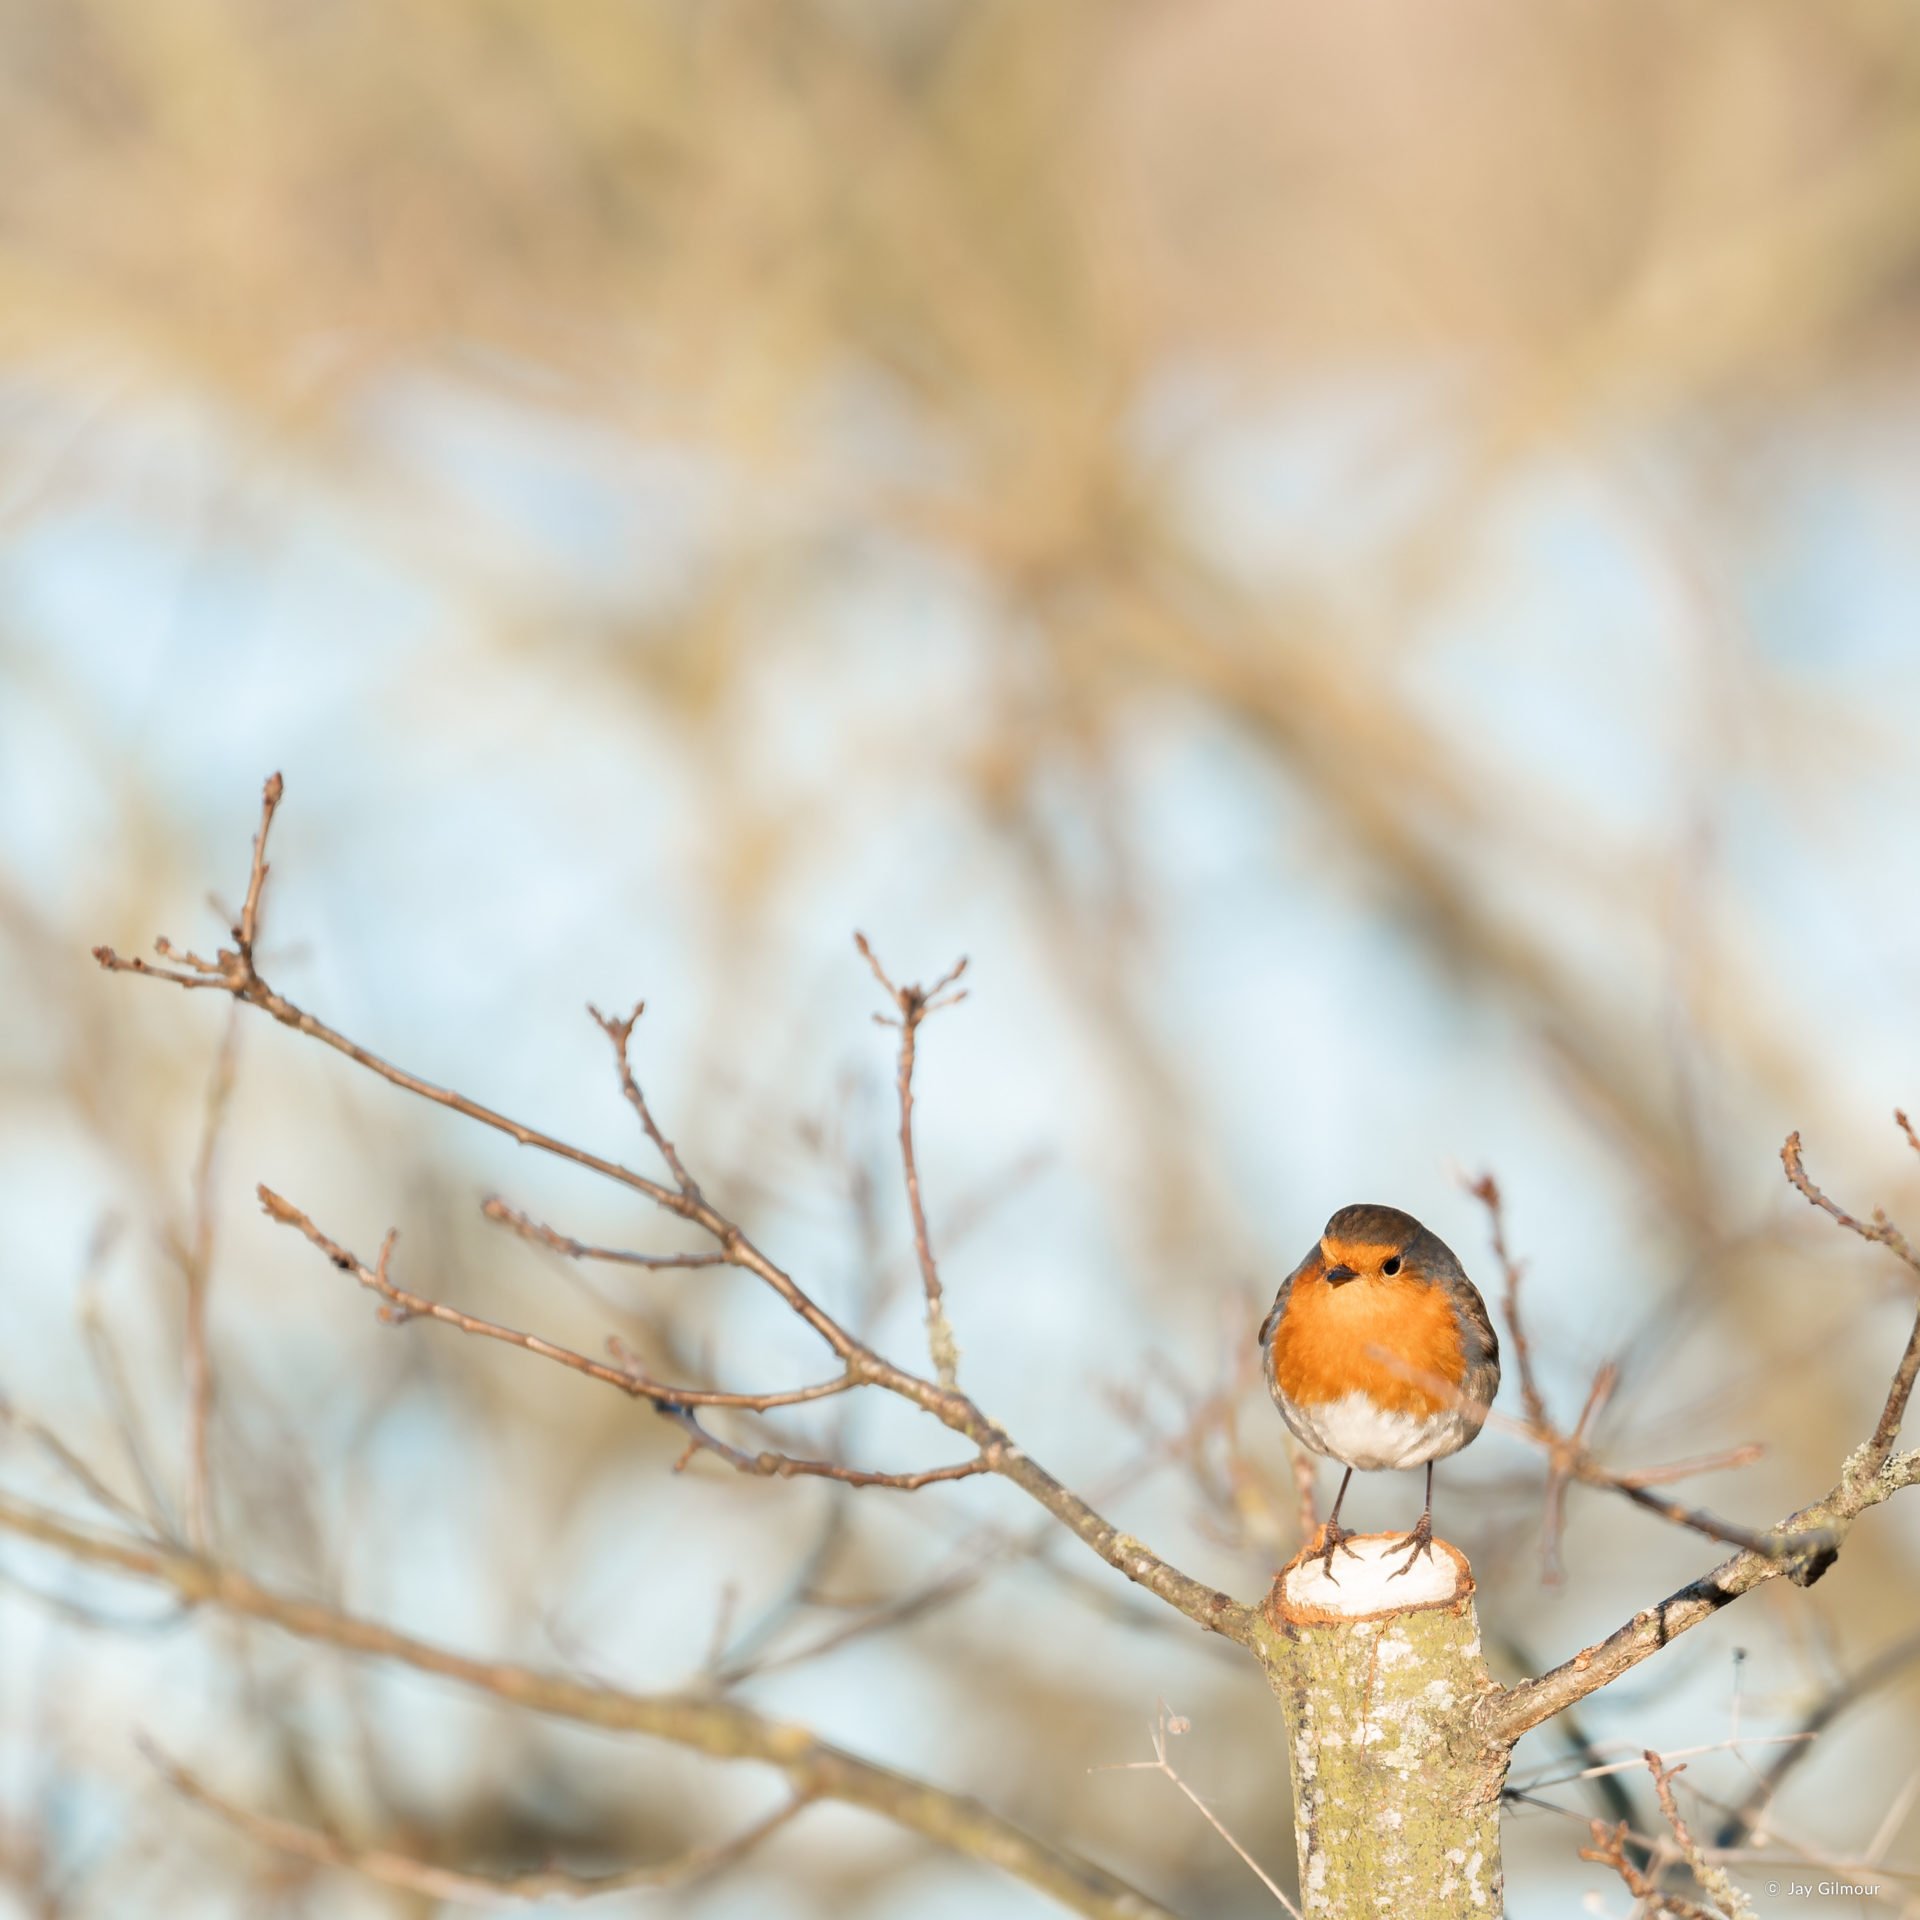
[1388,1460,1437,1578]
[1311,1467,1362,1579]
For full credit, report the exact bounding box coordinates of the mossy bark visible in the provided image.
[1251,1535,1509,1918]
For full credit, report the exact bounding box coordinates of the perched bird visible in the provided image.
[1259,1203,1500,1578]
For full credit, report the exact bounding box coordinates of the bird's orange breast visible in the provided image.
[1270,1264,1467,1417]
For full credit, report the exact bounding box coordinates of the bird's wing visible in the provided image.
[1454,1282,1500,1363]
[1257,1289,1285,1349]
[1257,1248,1317,1349]
[1451,1278,1503,1400]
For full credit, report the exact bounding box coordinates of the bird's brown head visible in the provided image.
[1317,1203,1459,1288]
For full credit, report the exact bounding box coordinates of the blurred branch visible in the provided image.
[77,1274,176,1542]
[168,1004,241,1551]
[1713,1628,1920,1851]
[707,1394,1252,1690]
[144,1739,812,1908]
[0,1492,1175,1920]
[0,1394,154,1537]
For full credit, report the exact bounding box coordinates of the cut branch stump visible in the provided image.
[1254,1533,1507,1918]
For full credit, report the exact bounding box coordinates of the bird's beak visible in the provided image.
[1324,1264,1357,1286]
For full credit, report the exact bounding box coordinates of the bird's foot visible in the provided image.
[1310,1519,1362,1583]
[1385,1513,1436,1579]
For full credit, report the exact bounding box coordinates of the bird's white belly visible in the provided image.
[1279,1391,1470,1471]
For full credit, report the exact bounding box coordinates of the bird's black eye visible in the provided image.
[1382,1255,1402,1276]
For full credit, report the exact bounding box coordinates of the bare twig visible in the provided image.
[258,1189,862,1416]
[1645,1750,1756,1918]
[1783,1128,1920,1471]
[1483,1439,1920,1748]
[855,932,967,1389]
[263,1186,980,1488]
[96,780,1257,1643]
[481,1197,727,1270]
[1540,1363,1611,1581]
[1096,1707,1301,1916]
[706,1411,1234,1688]
[1512,1731,1814,1795]
[1781,1127,1920,1274]
[1485,1127,1920,1745]
[1579,1814,1721,1920]
[144,1738,810,1906]
[1370,1343,1792,1567]
[95,780,706,1239]
[588,1001,701,1199]
[1463,1172,1547,1429]
[1460,1171,1770,1578]
[1595,1473,1805,1563]
[660,1407,991,1491]
[236,771,281,964]
[598,1335,854,1411]
[1611,1445,1766,1489]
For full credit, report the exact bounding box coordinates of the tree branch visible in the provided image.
[1711,1626,1920,1850]
[1483,1124,1920,1747]
[143,1739,812,1907]
[1463,1171,1548,1431]
[1483,1441,1920,1747]
[259,1186,865,1418]
[659,1406,992,1491]
[855,932,966,1388]
[587,1000,702,1199]
[1643,1750,1754,1919]
[480,1196,728,1270]
[95,777,1256,1644]
[0,1493,1176,1920]
[1782,1128,1920,1475]
[166,1005,241,1551]
[1465,1174,1775,1577]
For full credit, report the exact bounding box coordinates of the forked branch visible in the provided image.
[1463,1172,1779,1576]
[1483,1123,1920,1746]
[94,777,1254,1644]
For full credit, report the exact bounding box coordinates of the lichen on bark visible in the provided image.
[1252,1536,1509,1919]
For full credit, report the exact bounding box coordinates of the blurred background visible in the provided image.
[5,2,1920,1914]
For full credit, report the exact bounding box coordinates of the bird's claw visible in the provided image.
[1310,1520,1362,1584]
[1385,1515,1435,1579]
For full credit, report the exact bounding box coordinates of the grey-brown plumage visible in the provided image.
[1258,1203,1501,1577]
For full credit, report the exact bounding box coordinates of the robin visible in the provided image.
[1259,1203,1500,1579]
